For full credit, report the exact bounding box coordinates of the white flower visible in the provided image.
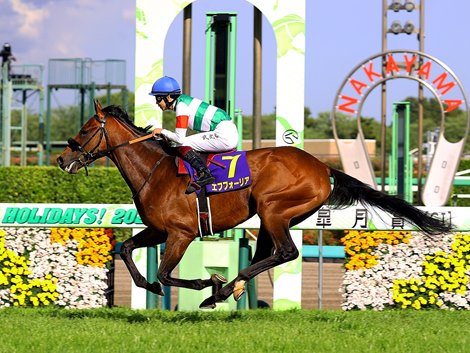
[342,232,469,311]
[1,227,111,309]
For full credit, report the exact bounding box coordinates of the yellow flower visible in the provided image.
[342,231,412,270]
[51,228,115,268]
[411,300,421,310]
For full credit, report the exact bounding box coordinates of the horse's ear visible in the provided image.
[94,100,103,115]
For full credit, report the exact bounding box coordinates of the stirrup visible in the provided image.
[186,181,201,194]
[198,174,215,186]
[185,175,215,194]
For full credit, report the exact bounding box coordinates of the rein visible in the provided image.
[132,155,165,200]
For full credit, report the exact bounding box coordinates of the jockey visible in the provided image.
[149,76,239,193]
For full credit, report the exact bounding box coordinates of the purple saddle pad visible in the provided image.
[183,151,252,193]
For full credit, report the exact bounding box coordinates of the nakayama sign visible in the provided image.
[331,49,469,206]
[335,49,466,116]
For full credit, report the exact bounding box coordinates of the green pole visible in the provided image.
[389,150,396,195]
[237,238,259,310]
[228,14,237,118]
[403,102,412,203]
[1,64,12,166]
[146,246,157,309]
[122,88,128,112]
[391,102,411,202]
[21,90,27,166]
[88,82,96,117]
[246,239,258,309]
[106,83,111,106]
[390,103,398,195]
[234,109,244,240]
[38,77,45,166]
[406,150,413,202]
[204,15,213,103]
[45,86,52,165]
[235,108,243,150]
[162,285,171,310]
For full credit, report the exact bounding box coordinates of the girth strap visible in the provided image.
[195,187,213,237]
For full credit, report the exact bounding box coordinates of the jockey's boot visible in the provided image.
[177,147,215,193]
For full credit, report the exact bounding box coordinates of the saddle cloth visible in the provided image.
[178,150,252,194]
[177,150,252,236]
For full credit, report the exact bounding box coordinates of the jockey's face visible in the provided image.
[155,95,175,111]
[155,95,165,109]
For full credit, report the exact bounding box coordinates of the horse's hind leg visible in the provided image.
[251,227,275,264]
[120,227,166,295]
[232,228,274,301]
[199,221,298,308]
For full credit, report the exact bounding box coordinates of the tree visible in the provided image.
[18,92,470,158]
[405,96,468,152]
[47,91,135,142]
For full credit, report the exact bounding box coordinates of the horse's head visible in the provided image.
[57,100,112,174]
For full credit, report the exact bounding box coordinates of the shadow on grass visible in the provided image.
[42,307,248,324]
[8,307,350,326]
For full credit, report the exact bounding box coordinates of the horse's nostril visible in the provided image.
[57,156,63,165]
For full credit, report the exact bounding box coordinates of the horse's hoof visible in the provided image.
[147,282,164,296]
[233,280,246,301]
[199,296,217,309]
[211,273,227,285]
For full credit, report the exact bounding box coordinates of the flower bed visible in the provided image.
[341,230,470,310]
[0,228,115,308]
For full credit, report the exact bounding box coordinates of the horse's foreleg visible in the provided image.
[156,234,226,300]
[120,227,167,295]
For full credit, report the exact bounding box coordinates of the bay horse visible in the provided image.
[57,101,452,309]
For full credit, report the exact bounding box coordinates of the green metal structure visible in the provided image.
[45,58,128,164]
[204,13,237,118]
[0,64,44,166]
[389,102,413,202]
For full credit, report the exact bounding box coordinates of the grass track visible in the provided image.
[0,308,468,353]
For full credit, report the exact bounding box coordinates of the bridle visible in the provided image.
[67,113,123,175]
[66,112,165,199]
[66,113,158,177]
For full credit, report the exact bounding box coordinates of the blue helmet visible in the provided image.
[149,76,181,96]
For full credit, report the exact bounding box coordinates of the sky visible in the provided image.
[2,0,470,124]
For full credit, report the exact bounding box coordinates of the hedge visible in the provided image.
[0,167,132,204]
[0,167,126,308]
[452,159,470,206]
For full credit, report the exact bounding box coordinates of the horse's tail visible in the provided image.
[328,168,453,235]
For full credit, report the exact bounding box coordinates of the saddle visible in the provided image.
[177,150,252,236]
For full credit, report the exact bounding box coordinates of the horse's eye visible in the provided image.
[80,129,88,136]
[67,138,81,152]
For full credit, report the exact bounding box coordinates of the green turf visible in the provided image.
[0,308,468,353]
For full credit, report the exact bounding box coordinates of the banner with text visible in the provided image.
[0,204,469,231]
[0,204,143,228]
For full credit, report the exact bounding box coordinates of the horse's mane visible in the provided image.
[102,105,152,136]
[102,104,172,155]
